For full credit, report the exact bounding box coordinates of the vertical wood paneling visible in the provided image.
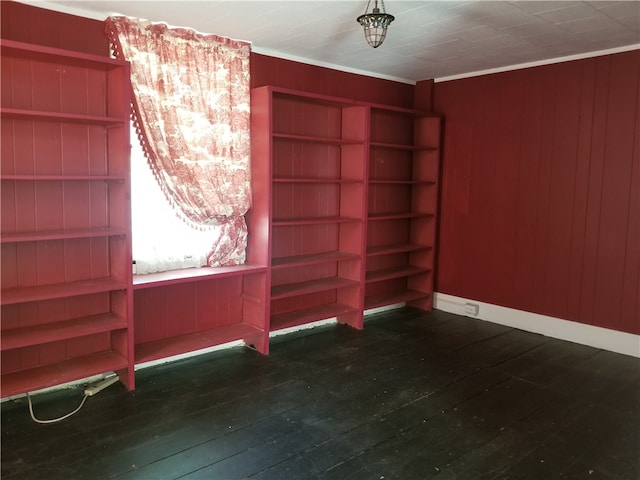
[61,124,89,175]
[486,72,522,307]
[8,121,35,175]
[591,54,639,332]
[251,53,414,109]
[34,123,62,175]
[165,283,196,337]
[566,59,596,325]
[434,51,640,334]
[0,1,109,56]
[134,288,168,344]
[541,64,574,317]
[511,68,545,314]
[579,57,610,327]
[414,79,434,111]
[621,76,640,333]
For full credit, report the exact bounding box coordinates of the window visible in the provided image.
[130,128,217,274]
[106,16,252,275]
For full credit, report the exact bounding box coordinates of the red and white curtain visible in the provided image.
[106,16,251,267]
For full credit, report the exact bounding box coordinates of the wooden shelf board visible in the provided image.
[365,289,430,309]
[273,133,362,145]
[367,243,432,257]
[0,39,127,70]
[368,179,436,185]
[271,276,360,299]
[1,108,126,125]
[368,103,439,116]
[0,175,125,181]
[133,264,267,290]
[268,86,359,107]
[272,177,362,184]
[1,313,127,351]
[1,350,128,398]
[272,216,361,226]
[1,278,127,305]
[365,265,430,283]
[270,303,357,331]
[271,251,360,269]
[135,323,264,364]
[368,212,432,221]
[369,141,416,151]
[370,141,439,152]
[1,227,127,243]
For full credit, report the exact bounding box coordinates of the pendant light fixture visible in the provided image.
[356,0,395,48]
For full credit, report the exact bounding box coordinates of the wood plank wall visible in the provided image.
[250,53,414,108]
[1,1,108,55]
[431,51,640,335]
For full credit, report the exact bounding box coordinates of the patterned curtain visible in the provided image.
[105,16,251,267]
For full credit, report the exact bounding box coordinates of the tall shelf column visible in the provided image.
[0,39,135,396]
[252,86,368,332]
[364,106,442,311]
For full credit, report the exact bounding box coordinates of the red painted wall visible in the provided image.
[1,1,109,55]
[250,53,414,108]
[432,51,640,335]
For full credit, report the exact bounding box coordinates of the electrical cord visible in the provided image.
[27,392,88,425]
[26,375,118,424]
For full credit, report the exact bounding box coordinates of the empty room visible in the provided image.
[1,1,638,478]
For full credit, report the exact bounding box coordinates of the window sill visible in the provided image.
[132,264,268,290]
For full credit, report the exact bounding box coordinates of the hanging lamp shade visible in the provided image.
[356,0,395,48]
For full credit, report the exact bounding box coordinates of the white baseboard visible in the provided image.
[434,292,640,358]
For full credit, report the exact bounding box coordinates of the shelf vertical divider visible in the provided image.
[247,85,274,353]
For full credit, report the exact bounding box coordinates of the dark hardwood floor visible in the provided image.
[2,307,639,479]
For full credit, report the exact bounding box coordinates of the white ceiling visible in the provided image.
[25,0,640,83]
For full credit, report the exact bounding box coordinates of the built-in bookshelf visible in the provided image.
[0,39,134,396]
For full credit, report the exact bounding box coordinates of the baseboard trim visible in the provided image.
[434,292,640,358]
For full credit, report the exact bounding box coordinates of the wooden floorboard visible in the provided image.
[2,307,638,479]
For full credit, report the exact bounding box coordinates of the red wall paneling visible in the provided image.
[250,53,415,109]
[1,1,109,56]
[434,50,640,334]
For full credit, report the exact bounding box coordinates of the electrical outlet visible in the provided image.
[464,302,479,316]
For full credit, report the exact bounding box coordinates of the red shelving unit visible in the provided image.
[365,106,442,311]
[252,86,368,332]
[0,55,441,395]
[132,264,270,361]
[131,96,272,360]
[0,39,134,397]
[251,86,441,331]
[130,84,272,361]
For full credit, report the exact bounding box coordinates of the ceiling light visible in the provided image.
[356,0,395,48]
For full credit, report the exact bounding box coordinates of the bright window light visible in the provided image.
[130,128,220,275]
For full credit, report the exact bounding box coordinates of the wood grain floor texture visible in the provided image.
[2,307,639,479]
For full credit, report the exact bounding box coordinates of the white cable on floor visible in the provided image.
[27,393,88,424]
